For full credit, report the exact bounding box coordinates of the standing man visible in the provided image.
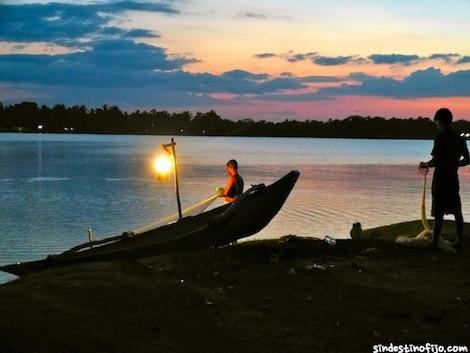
[419,108,470,251]
[223,159,244,203]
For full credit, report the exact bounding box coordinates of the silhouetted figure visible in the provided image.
[223,159,244,203]
[419,108,470,251]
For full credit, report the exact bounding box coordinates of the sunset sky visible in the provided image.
[1,0,470,120]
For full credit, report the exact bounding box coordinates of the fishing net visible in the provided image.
[133,193,220,234]
[396,172,455,252]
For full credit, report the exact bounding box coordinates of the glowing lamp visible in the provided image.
[153,155,173,179]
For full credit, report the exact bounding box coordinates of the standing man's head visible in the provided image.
[226,159,238,176]
[434,108,453,131]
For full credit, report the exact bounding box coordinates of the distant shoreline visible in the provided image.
[0,130,435,141]
[2,101,470,140]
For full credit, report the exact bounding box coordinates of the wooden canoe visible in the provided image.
[1,170,300,276]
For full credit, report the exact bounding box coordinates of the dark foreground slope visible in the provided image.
[0,220,469,353]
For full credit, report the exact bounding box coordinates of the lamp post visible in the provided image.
[154,138,183,220]
[38,124,43,178]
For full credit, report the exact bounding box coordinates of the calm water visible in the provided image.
[2,133,470,282]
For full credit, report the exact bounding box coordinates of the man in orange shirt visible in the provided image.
[223,159,244,203]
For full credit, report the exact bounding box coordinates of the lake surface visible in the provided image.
[2,133,470,282]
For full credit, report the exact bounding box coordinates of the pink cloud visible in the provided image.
[189,96,470,121]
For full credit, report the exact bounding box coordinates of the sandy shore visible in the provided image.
[0,220,469,352]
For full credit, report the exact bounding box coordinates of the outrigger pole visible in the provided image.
[163,138,183,220]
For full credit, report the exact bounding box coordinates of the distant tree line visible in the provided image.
[1,101,470,139]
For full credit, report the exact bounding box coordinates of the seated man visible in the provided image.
[223,159,244,203]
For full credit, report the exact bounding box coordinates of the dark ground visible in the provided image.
[0,220,469,353]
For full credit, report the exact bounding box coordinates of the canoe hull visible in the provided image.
[1,171,299,276]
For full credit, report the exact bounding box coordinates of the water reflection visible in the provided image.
[1,134,469,282]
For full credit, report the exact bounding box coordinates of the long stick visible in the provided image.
[171,138,183,220]
[421,172,432,233]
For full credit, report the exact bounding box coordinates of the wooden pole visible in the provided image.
[171,138,183,220]
[88,228,93,248]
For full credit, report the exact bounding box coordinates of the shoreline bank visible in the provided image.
[0,220,469,352]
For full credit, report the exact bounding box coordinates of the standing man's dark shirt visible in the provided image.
[431,128,470,215]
